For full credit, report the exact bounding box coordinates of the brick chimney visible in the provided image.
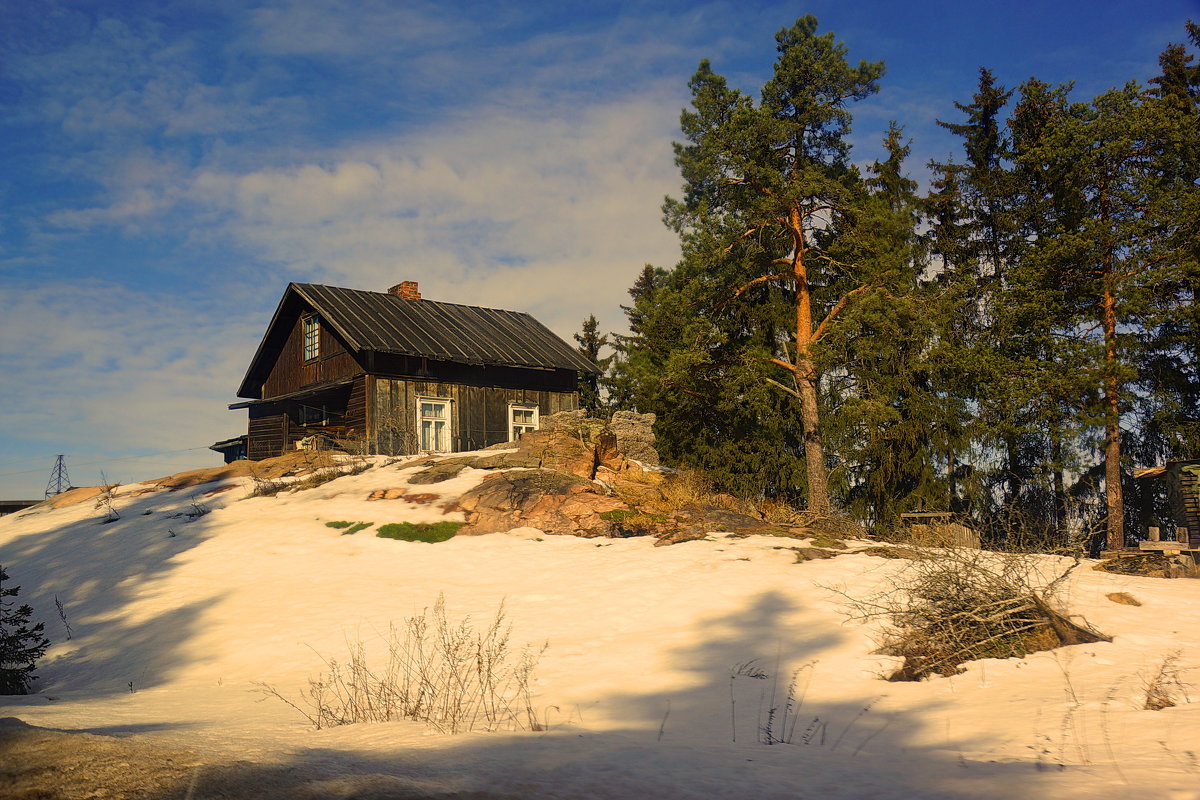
[388,281,421,300]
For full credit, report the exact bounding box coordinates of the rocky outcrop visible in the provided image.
[382,411,795,543]
[609,411,659,466]
[443,411,827,543]
[456,470,630,537]
[451,412,664,537]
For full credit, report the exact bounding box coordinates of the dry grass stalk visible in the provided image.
[1143,651,1192,711]
[258,596,545,733]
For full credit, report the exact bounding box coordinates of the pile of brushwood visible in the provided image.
[849,549,1109,680]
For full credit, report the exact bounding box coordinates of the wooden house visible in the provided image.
[227,281,598,460]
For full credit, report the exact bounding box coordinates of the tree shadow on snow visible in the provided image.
[6,589,1101,800]
[0,485,229,698]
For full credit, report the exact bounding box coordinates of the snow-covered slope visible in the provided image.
[1,456,1197,799]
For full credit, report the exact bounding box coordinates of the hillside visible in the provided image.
[1,446,1198,800]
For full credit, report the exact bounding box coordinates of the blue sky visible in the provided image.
[1,0,1196,498]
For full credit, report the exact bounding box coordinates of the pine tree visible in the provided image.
[573,315,613,417]
[1,565,50,694]
[651,15,884,512]
[1018,82,1181,549]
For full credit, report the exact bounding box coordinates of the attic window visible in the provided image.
[508,403,539,441]
[303,316,319,361]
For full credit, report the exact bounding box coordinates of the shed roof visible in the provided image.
[237,283,597,399]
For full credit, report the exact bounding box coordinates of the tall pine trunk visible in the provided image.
[792,213,832,515]
[1100,177,1124,550]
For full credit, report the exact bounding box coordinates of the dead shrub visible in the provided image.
[650,469,716,510]
[1106,592,1142,606]
[257,596,545,734]
[94,472,121,522]
[1143,651,1191,710]
[639,469,817,526]
[844,549,1109,681]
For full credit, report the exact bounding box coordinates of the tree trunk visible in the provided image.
[797,366,831,515]
[1102,281,1124,551]
[792,210,832,515]
[1051,435,1067,539]
[1100,176,1124,551]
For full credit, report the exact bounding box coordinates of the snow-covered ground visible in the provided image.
[1,455,1198,799]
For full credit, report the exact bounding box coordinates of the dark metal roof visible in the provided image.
[293,284,597,372]
[236,283,597,398]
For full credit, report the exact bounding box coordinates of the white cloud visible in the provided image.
[187,89,685,337]
[0,281,259,462]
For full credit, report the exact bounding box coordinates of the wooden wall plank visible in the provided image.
[355,378,581,455]
[262,314,364,399]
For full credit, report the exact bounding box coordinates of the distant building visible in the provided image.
[220,281,596,460]
[0,500,39,516]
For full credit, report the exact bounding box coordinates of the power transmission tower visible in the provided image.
[45,455,72,498]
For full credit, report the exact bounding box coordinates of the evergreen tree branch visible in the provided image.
[811,284,872,344]
[732,273,791,297]
[763,376,803,399]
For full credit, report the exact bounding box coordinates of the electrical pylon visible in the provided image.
[44,455,72,498]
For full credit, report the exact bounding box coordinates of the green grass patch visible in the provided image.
[376,521,464,543]
[326,520,373,534]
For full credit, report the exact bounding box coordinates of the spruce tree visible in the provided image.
[1007,76,1091,540]
[573,315,613,417]
[1137,22,1200,465]
[933,68,1037,522]
[821,123,951,528]
[603,265,663,414]
[0,565,50,694]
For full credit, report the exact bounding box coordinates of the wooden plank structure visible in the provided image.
[1133,460,1200,560]
[222,281,597,460]
[899,512,981,548]
[0,500,40,517]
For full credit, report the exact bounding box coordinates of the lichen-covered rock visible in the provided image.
[793,547,838,561]
[540,409,590,432]
[515,429,598,478]
[407,460,472,484]
[688,506,777,536]
[456,470,630,537]
[609,411,659,466]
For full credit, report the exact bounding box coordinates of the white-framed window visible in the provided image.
[303,315,320,361]
[418,398,452,452]
[508,403,539,441]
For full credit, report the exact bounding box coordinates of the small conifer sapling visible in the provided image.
[0,565,51,694]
